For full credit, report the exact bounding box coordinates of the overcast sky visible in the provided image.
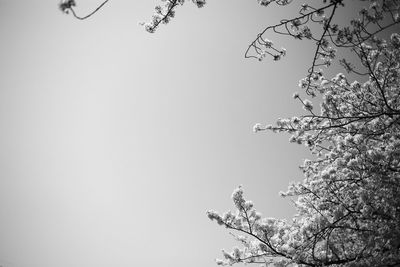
[0,1,349,267]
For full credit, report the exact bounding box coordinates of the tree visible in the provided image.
[59,0,400,266]
[206,1,400,266]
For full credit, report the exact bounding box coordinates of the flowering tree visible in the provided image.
[207,32,400,266]
[206,1,400,266]
[59,0,400,266]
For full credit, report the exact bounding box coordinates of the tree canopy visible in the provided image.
[59,0,400,266]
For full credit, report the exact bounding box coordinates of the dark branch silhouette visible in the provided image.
[59,0,109,20]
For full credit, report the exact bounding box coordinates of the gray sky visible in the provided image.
[0,1,322,267]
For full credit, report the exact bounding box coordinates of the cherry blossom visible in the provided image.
[207,2,400,265]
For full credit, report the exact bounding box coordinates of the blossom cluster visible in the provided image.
[141,0,205,33]
[58,0,76,14]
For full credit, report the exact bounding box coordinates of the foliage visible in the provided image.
[206,1,400,266]
[59,0,400,266]
[139,0,206,33]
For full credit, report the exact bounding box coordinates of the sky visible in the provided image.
[0,1,355,267]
